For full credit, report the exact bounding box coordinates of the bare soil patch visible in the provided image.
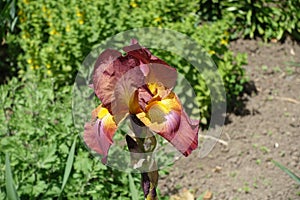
[159,38,300,200]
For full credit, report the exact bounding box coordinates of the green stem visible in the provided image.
[126,115,159,200]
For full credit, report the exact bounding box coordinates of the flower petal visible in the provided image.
[162,110,199,156]
[111,67,145,123]
[93,49,141,110]
[83,106,117,164]
[123,40,177,89]
[136,92,199,156]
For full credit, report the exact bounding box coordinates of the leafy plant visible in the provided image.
[197,0,300,41]
[0,0,20,83]
[5,153,20,200]
[0,77,141,199]
[15,0,248,126]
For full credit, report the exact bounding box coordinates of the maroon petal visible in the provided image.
[83,114,117,164]
[93,49,141,109]
[111,66,145,123]
[123,40,177,89]
[159,110,199,156]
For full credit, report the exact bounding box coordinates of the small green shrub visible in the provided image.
[197,0,300,41]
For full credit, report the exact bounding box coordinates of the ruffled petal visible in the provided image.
[93,49,141,110]
[111,66,145,123]
[83,106,117,164]
[123,40,177,89]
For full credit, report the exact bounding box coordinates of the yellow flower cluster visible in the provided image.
[76,8,84,25]
[27,59,52,75]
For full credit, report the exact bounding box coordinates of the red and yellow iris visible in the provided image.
[84,39,199,163]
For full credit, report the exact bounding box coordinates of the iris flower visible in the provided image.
[84,39,199,164]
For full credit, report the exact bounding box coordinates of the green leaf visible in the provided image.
[5,153,20,200]
[60,136,77,195]
[128,173,139,200]
[272,160,300,184]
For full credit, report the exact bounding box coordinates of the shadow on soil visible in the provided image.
[225,80,259,124]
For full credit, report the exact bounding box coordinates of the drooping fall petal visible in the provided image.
[136,91,199,156]
[158,110,199,156]
[83,106,117,164]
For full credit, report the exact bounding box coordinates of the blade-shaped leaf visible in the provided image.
[272,160,300,184]
[128,173,139,200]
[60,136,77,195]
[5,153,19,200]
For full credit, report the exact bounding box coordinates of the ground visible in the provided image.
[159,38,300,200]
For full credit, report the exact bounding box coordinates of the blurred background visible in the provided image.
[1,0,299,199]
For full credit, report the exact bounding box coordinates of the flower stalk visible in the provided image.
[83,39,200,200]
[126,115,158,200]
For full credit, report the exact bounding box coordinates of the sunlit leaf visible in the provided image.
[128,173,139,200]
[273,160,300,184]
[5,153,20,200]
[60,136,77,195]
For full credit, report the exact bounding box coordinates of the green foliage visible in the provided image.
[128,173,143,200]
[0,0,18,39]
[0,0,20,83]
[16,0,247,125]
[198,0,300,41]
[1,0,251,198]
[16,0,197,84]
[60,136,77,196]
[5,153,20,200]
[0,77,140,199]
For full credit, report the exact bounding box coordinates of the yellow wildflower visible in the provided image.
[220,39,228,45]
[23,0,29,4]
[27,58,33,64]
[78,19,84,25]
[76,11,83,17]
[46,64,51,69]
[65,24,71,32]
[47,70,52,75]
[50,29,58,35]
[130,1,138,8]
[30,65,34,70]
[208,50,216,55]
[22,32,29,39]
[154,17,162,23]
[42,6,47,13]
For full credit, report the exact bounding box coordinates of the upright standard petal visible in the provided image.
[123,40,178,89]
[111,66,145,123]
[83,105,117,164]
[93,49,141,110]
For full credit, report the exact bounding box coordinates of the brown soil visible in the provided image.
[159,38,300,200]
